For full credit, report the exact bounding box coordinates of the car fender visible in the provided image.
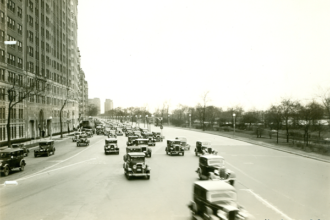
[226,169,236,178]
[20,159,26,166]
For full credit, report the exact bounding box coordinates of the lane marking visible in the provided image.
[13,138,104,182]
[15,158,96,182]
[241,189,294,220]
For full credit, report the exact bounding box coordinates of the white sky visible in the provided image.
[78,0,330,113]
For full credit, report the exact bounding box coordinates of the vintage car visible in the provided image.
[125,129,133,136]
[133,131,142,138]
[133,139,152,157]
[195,140,217,156]
[76,134,90,147]
[127,136,139,146]
[123,152,150,180]
[196,155,236,186]
[72,131,82,142]
[175,137,191,151]
[166,139,185,156]
[96,125,104,135]
[116,130,123,136]
[187,181,250,220]
[0,148,26,176]
[152,132,164,142]
[108,130,117,138]
[104,138,119,155]
[142,132,156,146]
[85,129,94,138]
[123,146,143,161]
[34,140,56,157]
[11,143,30,157]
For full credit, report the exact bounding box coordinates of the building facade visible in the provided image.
[88,98,100,115]
[78,49,88,120]
[0,0,83,144]
[104,99,113,113]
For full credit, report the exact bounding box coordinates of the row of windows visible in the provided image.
[0,126,24,140]
[7,16,15,30]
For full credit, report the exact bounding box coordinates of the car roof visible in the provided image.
[1,148,24,153]
[195,181,235,191]
[128,152,145,157]
[39,140,54,144]
[200,154,224,159]
[105,138,117,141]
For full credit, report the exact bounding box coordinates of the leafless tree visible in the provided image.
[59,88,76,138]
[4,74,49,147]
[198,91,211,131]
[279,98,299,143]
[317,87,330,130]
[265,105,283,143]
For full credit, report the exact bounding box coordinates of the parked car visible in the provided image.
[166,139,185,156]
[11,143,30,157]
[77,134,90,147]
[123,152,150,180]
[34,140,56,157]
[195,140,217,156]
[0,148,26,176]
[195,154,236,186]
[108,130,117,138]
[152,132,164,142]
[104,138,119,155]
[187,181,250,219]
[175,137,190,151]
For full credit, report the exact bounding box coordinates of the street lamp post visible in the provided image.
[233,113,236,135]
[189,114,191,129]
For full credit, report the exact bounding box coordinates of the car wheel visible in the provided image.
[149,153,152,158]
[3,167,10,176]
[182,152,185,156]
[47,151,50,157]
[146,175,150,180]
[229,180,235,186]
[20,163,25,171]
[34,153,38,158]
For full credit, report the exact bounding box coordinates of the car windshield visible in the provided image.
[0,153,11,158]
[128,148,142,152]
[208,159,224,166]
[106,141,117,144]
[39,143,51,147]
[207,190,236,202]
[131,157,145,163]
[172,141,181,145]
[137,140,148,145]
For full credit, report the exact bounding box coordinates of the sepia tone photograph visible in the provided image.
[0,0,329,219]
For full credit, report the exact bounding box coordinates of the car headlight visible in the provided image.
[142,164,146,169]
[133,165,137,169]
[170,147,173,150]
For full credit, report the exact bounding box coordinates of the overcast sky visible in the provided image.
[78,0,330,113]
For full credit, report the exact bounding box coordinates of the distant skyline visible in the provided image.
[78,0,330,114]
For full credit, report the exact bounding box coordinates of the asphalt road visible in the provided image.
[0,125,329,220]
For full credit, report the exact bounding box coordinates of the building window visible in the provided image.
[0,68,5,81]
[19,126,24,138]
[17,7,22,18]
[7,16,15,30]
[17,24,22,34]
[0,11,4,23]
[7,53,16,66]
[17,57,23,69]
[0,49,4,62]
[7,35,16,49]
[0,88,5,100]
[0,127,6,141]
[17,41,23,52]
[29,1,33,12]
[7,0,15,13]
[0,30,4,42]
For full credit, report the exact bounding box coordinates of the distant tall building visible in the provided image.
[88,98,101,115]
[104,99,113,113]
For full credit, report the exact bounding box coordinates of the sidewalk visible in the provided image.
[167,126,330,163]
[0,133,72,150]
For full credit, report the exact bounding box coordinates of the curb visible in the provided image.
[167,126,330,164]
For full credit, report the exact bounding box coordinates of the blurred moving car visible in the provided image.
[175,137,190,151]
[196,154,236,186]
[187,181,250,220]
[166,139,185,156]
[0,148,26,176]
[195,140,217,156]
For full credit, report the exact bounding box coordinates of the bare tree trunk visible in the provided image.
[6,103,13,147]
[60,110,63,138]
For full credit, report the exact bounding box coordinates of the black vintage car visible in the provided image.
[196,155,236,186]
[133,139,152,157]
[142,132,156,146]
[11,143,30,157]
[0,148,26,176]
[187,181,250,220]
[104,138,119,155]
[175,137,190,151]
[126,136,139,146]
[166,139,185,156]
[123,152,150,180]
[96,125,104,135]
[77,134,90,147]
[195,140,217,156]
[34,140,56,157]
[152,132,164,142]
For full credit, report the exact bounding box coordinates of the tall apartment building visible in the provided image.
[104,99,113,113]
[0,0,84,143]
[88,98,100,115]
[78,49,88,119]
